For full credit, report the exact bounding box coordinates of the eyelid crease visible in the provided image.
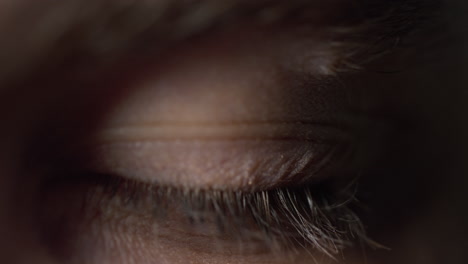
[95,121,352,144]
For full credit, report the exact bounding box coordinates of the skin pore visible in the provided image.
[0,0,467,264]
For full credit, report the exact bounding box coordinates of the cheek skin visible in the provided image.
[70,222,332,264]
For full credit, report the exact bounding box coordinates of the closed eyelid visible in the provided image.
[80,30,363,192]
[0,1,456,264]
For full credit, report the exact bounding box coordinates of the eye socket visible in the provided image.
[79,24,360,190]
[61,30,373,260]
[35,15,391,264]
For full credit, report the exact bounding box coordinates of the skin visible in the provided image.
[0,0,467,264]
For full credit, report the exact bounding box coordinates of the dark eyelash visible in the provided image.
[85,173,374,258]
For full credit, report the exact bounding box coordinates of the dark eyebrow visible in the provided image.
[0,0,439,86]
[76,0,438,50]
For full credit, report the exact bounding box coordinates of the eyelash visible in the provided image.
[81,172,372,258]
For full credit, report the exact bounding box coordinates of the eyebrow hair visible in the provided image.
[0,0,439,87]
[70,0,439,54]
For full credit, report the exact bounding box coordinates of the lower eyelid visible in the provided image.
[76,175,368,255]
[72,180,274,256]
[39,164,369,262]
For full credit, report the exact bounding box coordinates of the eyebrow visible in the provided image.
[0,0,439,87]
[74,0,438,52]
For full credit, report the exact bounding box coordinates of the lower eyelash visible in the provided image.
[87,174,373,258]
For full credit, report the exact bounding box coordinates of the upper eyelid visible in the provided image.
[86,140,344,190]
[85,116,354,189]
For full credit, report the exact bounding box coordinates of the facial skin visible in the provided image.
[0,0,467,264]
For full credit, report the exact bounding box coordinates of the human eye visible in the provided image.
[40,29,367,264]
[18,1,447,264]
